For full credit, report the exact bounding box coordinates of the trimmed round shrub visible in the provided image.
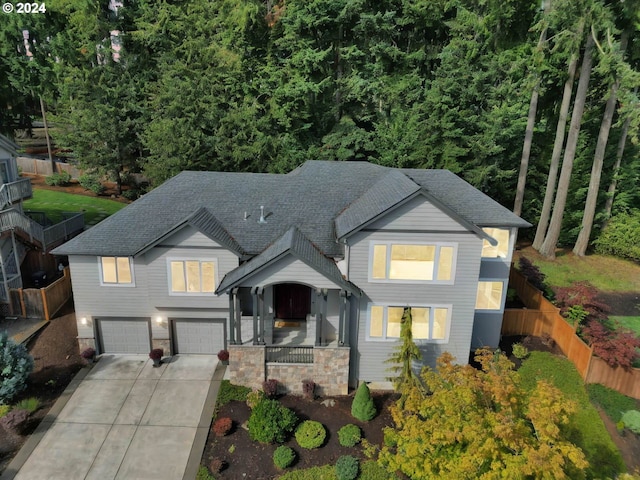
[621,410,640,434]
[212,416,232,436]
[78,173,105,195]
[248,398,298,444]
[295,420,326,449]
[246,389,265,409]
[0,333,34,403]
[262,378,278,398]
[351,382,376,422]
[335,455,359,480]
[273,445,296,469]
[338,424,362,447]
[209,457,225,474]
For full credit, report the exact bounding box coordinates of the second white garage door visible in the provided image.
[99,318,151,354]
[173,319,224,354]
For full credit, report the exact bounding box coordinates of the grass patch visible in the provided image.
[518,351,624,479]
[611,316,640,337]
[276,461,394,480]
[196,465,215,480]
[587,383,637,423]
[23,188,125,225]
[516,247,640,292]
[216,380,250,410]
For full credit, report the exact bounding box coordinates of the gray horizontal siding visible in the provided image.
[367,196,468,232]
[472,312,503,349]
[236,256,342,289]
[348,229,483,382]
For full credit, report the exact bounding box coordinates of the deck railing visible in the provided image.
[265,346,314,364]
[0,178,32,210]
[0,209,84,252]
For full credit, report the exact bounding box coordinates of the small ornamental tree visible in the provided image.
[0,333,34,403]
[553,281,609,321]
[518,256,547,292]
[581,320,640,368]
[351,382,376,422]
[385,307,422,406]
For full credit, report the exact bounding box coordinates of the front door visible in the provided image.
[275,283,311,320]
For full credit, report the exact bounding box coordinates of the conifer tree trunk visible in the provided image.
[539,32,595,259]
[603,86,637,223]
[531,53,579,249]
[573,32,628,256]
[513,0,551,217]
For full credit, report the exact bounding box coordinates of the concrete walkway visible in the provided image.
[2,355,223,480]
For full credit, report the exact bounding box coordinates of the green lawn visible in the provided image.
[516,247,640,293]
[23,189,126,226]
[518,351,624,479]
[611,316,640,337]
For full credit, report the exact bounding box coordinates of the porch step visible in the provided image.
[274,320,300,328]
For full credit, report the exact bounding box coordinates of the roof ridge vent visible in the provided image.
[258,206,267,224]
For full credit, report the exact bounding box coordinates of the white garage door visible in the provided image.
[99,318,151,354]
[174,319,224,354]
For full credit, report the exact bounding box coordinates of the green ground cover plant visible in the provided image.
[518,351,624,479]
[215,380,250,409]
[276,460,393,480]
[587,384,637,423]
[23,189,125,225]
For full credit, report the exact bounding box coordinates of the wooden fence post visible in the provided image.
[40,287,50,321]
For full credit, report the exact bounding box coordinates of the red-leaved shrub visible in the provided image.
[212,417,233,436]
[581,320,640,368]
[209,457,226,474]
[262,379,278,398]
[553,281,609,321]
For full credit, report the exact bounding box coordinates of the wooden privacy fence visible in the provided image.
[503,268,640,399]
[11,267,72,320]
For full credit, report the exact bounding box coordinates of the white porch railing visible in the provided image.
[0,208,84,252]
[0,178,32,210]
[0,274,22,303]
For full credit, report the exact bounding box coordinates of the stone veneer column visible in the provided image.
[313,346,350,396]
[228,345,265,390]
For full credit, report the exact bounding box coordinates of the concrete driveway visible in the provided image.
[3,355,221,480]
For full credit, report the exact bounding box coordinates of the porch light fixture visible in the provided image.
[155,316,163,325]
[258,206,267,224]
[80,317,88,325]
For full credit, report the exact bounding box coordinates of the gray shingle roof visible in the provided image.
[216,227,361,296]
[52,160,530,258]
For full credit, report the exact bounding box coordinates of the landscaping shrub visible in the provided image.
[262,378,278,398]
[335,455,359,480]
[0,333,34,403]
[351,382,376,422]
[273,445,296,469]
[208,457,225,474]
[45,171,72,186]
[78,173,105,195]
[212,416,232,436]
[553,281,609,321]
[587,383,637,423]
[0,408,29,434]
[246,389,265,409]
[277,461,393,480]
[121,188,139,201]
[14,397,39,413]
[518,351,624,479]
[621,410,640,435]
[216,380,250,408]
[338,424,362,447]
[593,211,640,262]
[511,343,529,360]
[581,319,640,368]
[248,398,298,444]
[302,379,315,400]
[196,466,215,480]
[295,420,326,449]
[517,256,547,292]
[217,349,229,362]
[0,404,10,418]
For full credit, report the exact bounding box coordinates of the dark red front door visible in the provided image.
[275,284,311,320]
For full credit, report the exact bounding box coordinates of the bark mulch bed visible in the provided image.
[201,391,396,479]
[0,304,83,474]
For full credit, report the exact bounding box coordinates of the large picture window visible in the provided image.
[370,242,456,283]
[475,281,504,310]
[169,259,216,294]
[100,256,133,285]
[368,305,450,342]
[481,228,510,259]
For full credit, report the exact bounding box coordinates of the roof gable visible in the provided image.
[217,227,361,296]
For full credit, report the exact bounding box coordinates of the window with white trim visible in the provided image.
[370,243,456,282]
[169,259,216,294]
[100,256,133,285]
[368,305,450,342]
[481,228,510,258]
[475,281,504,310]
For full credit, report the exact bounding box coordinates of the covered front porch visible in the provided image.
[216,227,361,395]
